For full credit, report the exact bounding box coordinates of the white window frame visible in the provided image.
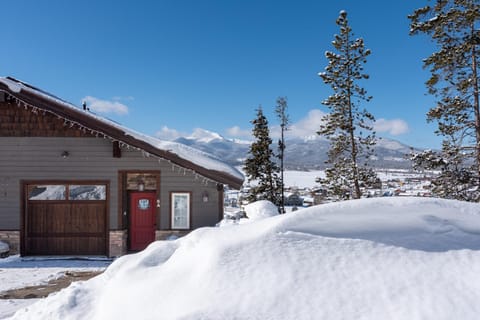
[171,192,191,229]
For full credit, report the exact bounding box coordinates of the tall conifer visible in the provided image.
[409,0,480,201]
[244,107,281,206]
[317,11,377,200]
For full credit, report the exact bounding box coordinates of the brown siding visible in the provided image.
[0,102,92,137]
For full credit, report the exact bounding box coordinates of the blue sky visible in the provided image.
[1,0,441,148]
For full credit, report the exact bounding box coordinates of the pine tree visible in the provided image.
[409,0,480,201]
[275,96,289,213]
[317,10,377,200]
[244,107,281,206]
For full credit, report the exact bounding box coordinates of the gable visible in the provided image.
[0,101,91,137]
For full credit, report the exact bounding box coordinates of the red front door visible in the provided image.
[129,192,157,251]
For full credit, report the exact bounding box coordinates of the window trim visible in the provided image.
[170,192,191,230]
[26,181,108,202]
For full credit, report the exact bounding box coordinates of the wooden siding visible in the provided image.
[0,101,91,137]
[0,137,221,230]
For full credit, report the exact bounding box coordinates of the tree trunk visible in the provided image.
[346,31,361,199]
[472,23,480,181]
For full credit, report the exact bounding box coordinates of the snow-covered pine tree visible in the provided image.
[275,96,289,213]
[244,107,281,207]
[409,0,480,202]
[317,10,377,200]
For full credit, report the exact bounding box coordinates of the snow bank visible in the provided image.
[0,241,9,256]
[244,200,279,221]
[10,197,480,320]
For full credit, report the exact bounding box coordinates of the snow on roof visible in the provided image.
[121,128,244,182]
[0,77,244,186]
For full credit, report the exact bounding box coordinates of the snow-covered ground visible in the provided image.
[250,168,434,189]
[6,197,480,320]
[0,257,110,319]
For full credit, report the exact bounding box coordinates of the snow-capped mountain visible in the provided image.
[172,129,419,170]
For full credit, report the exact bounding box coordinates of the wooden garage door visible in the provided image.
[24,183,108,255]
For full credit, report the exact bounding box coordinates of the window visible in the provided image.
[138,198,151,210]
[69,185,106,200]
[28,185,66,200]
[171,192,190,229]
[27,183,107,201]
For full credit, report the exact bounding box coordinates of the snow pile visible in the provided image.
[244,200,279,221]
[0,241,9,257]
[10,197,480,320]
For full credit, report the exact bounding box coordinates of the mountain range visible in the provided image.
[173,129,420,170]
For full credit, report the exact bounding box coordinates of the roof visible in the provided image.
[0,77,244,189]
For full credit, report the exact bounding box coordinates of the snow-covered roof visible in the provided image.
[0,77,244,189]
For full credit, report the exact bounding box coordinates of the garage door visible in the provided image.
[24,183,108,255]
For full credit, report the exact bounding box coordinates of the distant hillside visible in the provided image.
[173,129,419,170]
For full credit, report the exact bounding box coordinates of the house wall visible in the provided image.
[0,136,222,231]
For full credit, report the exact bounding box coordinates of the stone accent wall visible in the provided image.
[109,230,127,257]
[155,230,189,241]
[0,231,20,254]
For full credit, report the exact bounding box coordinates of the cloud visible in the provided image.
[153,110,409,143]
[226,126,251,138]
[226,109,327,140]
[112,96,134,101]
[155,126,183,140]
[287,109,326,138]
[374,118,410,135]
[82,96,129,115]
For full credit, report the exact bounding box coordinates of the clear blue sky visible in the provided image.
[1,0,441,148]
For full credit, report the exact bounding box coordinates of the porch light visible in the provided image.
[61,151,69,158]
[202,191,209,202]
[138,180,145,191]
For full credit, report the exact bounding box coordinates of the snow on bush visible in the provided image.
[244,200,279,221]
[10,197,480,320]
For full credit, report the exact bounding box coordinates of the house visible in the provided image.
[0,77,244,257]
[284,193,303,207]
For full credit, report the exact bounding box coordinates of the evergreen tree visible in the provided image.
[275,96,289,213]
[244,107,281,206]
[409,0,480,201]
[317,10,377,200]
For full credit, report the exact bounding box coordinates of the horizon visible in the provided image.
[1,0,441,149]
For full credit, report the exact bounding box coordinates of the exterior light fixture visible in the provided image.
[202,191,209,202]
[61,151,69,158]
[138,180,145,191]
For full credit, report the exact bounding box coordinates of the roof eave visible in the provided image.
[0,81,244,189]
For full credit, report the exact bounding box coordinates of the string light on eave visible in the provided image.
[2,90,221,189]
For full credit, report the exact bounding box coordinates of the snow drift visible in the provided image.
[10,197,480,320]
